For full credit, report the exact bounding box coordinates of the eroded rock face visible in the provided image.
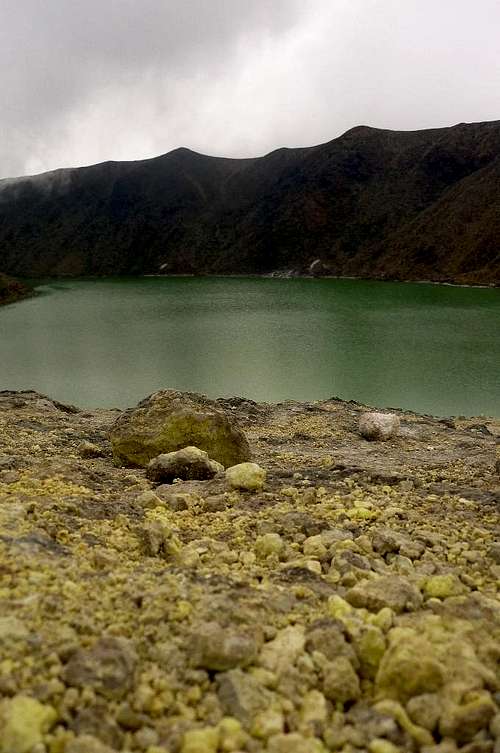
[359,412,400,441]
[145,446,223,483]
[109,390,251,468]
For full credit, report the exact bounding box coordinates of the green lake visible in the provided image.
[1,277,499,416]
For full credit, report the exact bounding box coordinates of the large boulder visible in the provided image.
[109,390,251,468]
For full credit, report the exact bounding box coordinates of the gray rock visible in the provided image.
[487,543,500,564]
[191,622,262,671]
[372,527,425,559]
[323,657,361,703]
[346,575,422,614]
[145,446,224,483]
[217,669,271,726]
[78,441,105,459]
[63,637,138,699]
[305,619,358,665]
[109,389,251,468]
[359,412,400,441]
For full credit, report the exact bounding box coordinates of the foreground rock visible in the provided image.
[146,446,224,483]
[0,389,499,752]
[225,461,266,491]
[359,411,400,441]
[109,389,251,467]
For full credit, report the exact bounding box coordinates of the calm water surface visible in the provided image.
[1,277,499,416]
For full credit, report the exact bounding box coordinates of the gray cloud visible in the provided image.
[1,0,499,178]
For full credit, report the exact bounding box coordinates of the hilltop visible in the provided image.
[1,120,500,284]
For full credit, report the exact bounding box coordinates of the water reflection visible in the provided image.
[0,277,499,415]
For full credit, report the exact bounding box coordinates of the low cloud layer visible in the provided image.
[1,0,499,178]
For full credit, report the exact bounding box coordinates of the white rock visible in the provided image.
[226,462,266,491]
[359,412,400,441]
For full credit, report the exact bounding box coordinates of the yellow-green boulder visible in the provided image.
[109,390,251,468]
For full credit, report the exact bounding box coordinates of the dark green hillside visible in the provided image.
[1,120,500,284]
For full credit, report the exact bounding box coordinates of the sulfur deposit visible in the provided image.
[0,389,499,753]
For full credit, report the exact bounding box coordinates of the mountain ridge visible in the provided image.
[1,120,500,284]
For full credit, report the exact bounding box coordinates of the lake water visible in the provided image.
[0,277,499,416]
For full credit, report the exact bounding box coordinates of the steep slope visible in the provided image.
[1,120,500,283]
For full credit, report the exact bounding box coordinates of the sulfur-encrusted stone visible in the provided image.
[63,637,138,699]
[422,574,466,599]
[346,575,422,614]
[109,389,251,468]
[217,717,247,750]
[66,736,117,753]
[0,696,57,753]
[323,656,361,704]
[305,619,358,665]
[255,533,285,559]
[407,693,442,731]
[267,732,327,753]
[181,726,219,753]
[374,700,434,747]
[354,625,387,679]
[375,628,445,702]
[217,669,271,726]
[191,622,261,671]
[259,625,305,674]
[252,708,285,739]
[225,462,266,491]
[439,692,497,743]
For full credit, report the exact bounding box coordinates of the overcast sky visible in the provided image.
[1,0,499,178]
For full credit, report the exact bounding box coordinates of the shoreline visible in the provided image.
[15,271,500,291]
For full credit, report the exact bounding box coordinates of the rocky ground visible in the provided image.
[0,389,499,753]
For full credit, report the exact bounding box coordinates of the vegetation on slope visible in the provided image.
[1,120,500,284]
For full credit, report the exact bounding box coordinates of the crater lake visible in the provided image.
[1,276,499,416]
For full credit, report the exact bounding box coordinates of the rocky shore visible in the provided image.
[0,389,499,753]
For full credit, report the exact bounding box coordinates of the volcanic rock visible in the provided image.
[109,389,251,467]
